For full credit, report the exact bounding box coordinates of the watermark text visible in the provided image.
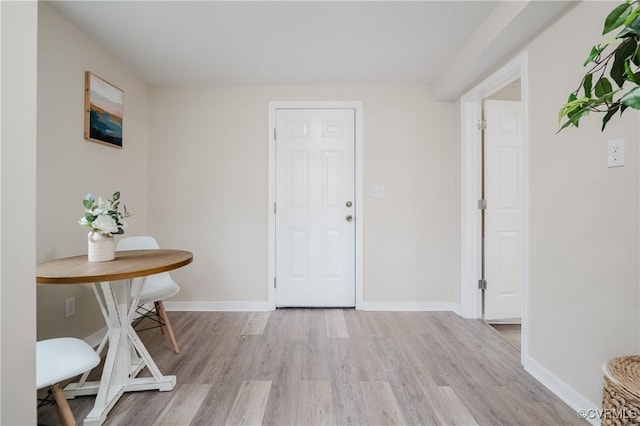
[577,408,639,420]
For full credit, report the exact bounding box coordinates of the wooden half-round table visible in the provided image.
[36,249,193,426]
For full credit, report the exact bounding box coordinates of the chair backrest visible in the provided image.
[116,236,160,251]
[36,338,100,389]
[116,235,180,302]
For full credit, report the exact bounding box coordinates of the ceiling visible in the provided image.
[48,1,575,95]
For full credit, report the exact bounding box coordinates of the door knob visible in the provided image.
[346,215,353,222]
[346,201,353,208]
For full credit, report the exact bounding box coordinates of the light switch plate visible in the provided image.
[608,138,625,168]
[371,185,385,198]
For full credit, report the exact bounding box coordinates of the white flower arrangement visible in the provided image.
[79,191,130,235]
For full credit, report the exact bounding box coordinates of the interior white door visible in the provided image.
[484,100,523,321]
[275,108,355,307]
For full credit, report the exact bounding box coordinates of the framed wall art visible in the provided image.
[84,71,123,148]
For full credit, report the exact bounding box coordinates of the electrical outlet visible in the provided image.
[608,139,625,167]
[64,297,76,318]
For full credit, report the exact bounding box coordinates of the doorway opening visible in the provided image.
[460,53,529,364]
[483,89,523,324]
[267,101,364,311]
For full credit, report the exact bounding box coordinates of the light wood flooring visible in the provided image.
[38,310,586,425]
[490,324,522,352]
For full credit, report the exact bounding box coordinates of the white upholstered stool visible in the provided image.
[37,337,100,426]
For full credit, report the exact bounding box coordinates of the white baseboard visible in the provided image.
[164,301,460,313]
[84,326,107,349]
[360,302,460,312]
[524,356,598,426]
[164,301,271,312]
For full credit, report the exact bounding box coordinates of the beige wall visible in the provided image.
[488,79,521,101]
[36,3,149,340]
[526,1,639,405]
[10,0,634,418]
[10,0,639,420]
[148,85,460,306]
[1,1,38,423]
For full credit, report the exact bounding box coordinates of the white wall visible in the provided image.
[36,3,149,340]
[526,1,639,405]
[148,85,460,308]
[1,1,38,423]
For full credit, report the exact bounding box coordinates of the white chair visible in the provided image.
[37,338,101,426]
[116,236,181,353]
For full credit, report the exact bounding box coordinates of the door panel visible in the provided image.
[288,152,309,211]
[484,100,523,321]
[276,108,355,307]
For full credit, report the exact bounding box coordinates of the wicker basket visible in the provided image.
[602,356,640,425]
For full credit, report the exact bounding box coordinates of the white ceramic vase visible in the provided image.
[88,231,115,262]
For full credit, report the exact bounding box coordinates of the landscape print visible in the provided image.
[85,72,123,147]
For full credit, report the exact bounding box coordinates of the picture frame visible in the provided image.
[84,71,124,148]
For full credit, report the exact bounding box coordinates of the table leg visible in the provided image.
[64,279,176,426]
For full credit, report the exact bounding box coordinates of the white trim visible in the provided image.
[459,52,530,366]
[164,301,271,312]
[267,101,364,311]
[521,54,531,364]
[360,302,460,312]
[165,301,460,313]
[525,356,598,426]
[459,98,483,320]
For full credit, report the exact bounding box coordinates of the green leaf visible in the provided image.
[84,213,95,222]
[604,3,632,34]
[602,103,621,131]
[567,103,590,120]
[558,101,591,130]
[113,191,120,201]
[584,45,605,66]
[617,14,640,37]
[557,118,578,133]
[571,110,589,127]
[625,61,640,83]
[619,37,636,60]
[623,5,640,27]
[558,97,588,122]
[82,193,94,208]
[621,85,640,108]
[595,77,614,98]
[621,103,629,114]
[611,39,636,87]
[603,38,622,47]
[633,44,640,66]
[583,74,593,97]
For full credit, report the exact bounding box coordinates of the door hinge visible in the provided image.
[477,199,487,210]
[274,127,278,141]
[274,202,277,214]
[478,279,487,290]
[477,119,487,130]
[274,277,277,288]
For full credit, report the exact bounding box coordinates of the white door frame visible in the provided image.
[459,53,529,363]
[268,101,364,311]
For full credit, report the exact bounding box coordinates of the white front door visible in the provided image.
[275,108,356,307]
[484,100,523,321]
